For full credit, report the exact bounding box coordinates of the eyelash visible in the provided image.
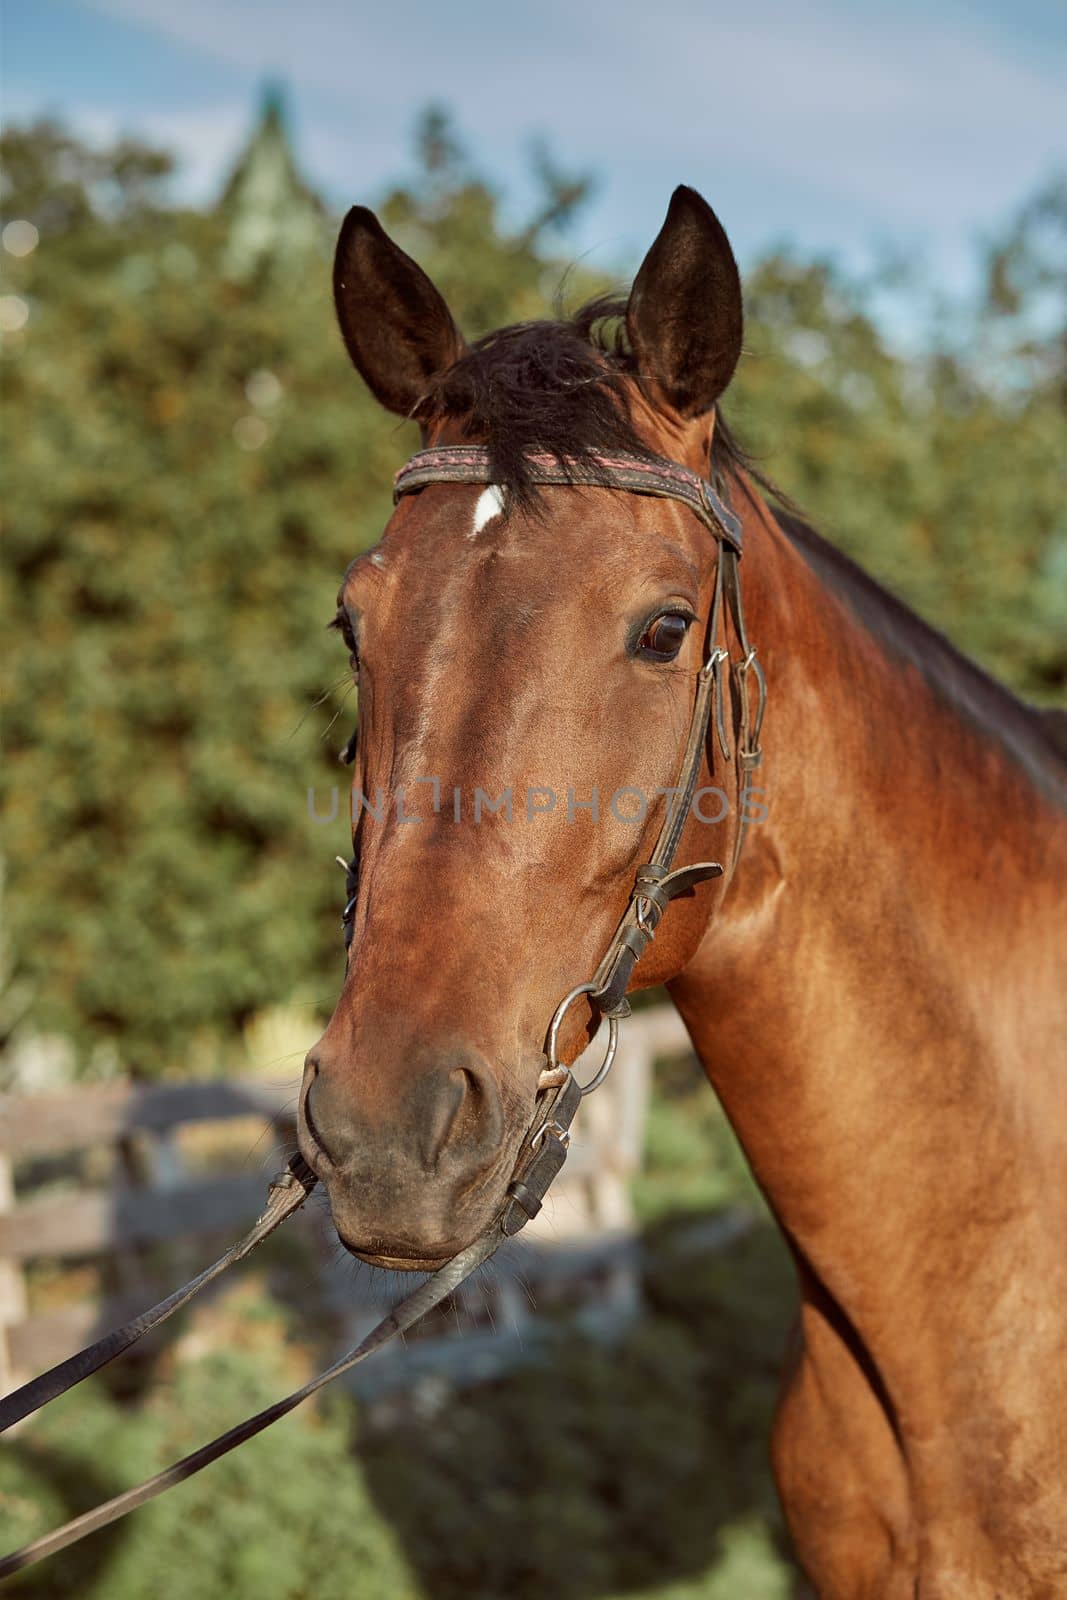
[331,610,360,675]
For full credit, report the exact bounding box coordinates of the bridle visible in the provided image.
[0,444,765,1577]
[390,446,766,1090]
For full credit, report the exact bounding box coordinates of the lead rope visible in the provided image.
[0,1156,318,1435]
[0,1074,583,1579]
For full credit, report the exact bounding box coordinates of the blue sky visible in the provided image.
[5,0,1066,295]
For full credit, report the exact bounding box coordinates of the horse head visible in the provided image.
[298,187,747,1268]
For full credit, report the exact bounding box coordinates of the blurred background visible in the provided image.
[1,3,1065,1597]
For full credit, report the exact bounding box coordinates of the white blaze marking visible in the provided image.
[471,484,506,536]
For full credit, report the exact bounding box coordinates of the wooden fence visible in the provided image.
[0,1007,693,1398]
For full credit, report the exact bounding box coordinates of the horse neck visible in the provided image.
[671,475,1067,1338]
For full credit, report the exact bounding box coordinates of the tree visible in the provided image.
[0,112,601,1077]
[1,110,1063,1077]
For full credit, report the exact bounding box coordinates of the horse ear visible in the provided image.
[626,186,743,418]
[333,207,465,417]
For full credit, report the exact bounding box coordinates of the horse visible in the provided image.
[297,185,1067,1599]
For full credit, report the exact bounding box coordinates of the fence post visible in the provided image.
[0,1151,28,1399]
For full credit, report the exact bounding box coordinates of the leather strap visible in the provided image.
[0,1074,585,1578]
[0,1156,319,1434]
[394,446,744,555]
[0,1221,502,1577]
[502,1071,583,1233]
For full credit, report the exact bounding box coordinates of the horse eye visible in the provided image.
[638,612,692,661]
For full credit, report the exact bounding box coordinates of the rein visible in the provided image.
[0,445,765,1578]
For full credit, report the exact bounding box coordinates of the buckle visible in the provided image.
[530,1116,571,1152]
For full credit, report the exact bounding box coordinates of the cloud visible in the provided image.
[40,1,1067,270]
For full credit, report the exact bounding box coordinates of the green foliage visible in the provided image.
[362,1233,793,1600]
[634,1048,765,1222]
[0,1084,796,1600]
[0,115,595,1076]
[1,112,1064,1075]
[730,228,1067,694]
[0,1304,419,1600]
[0,1213,796,1600]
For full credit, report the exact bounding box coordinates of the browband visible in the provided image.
[394,446,744,556]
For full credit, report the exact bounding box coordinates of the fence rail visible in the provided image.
[0,1079,295,1158]
[0,1006,693,1395]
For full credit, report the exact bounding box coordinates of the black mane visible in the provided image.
[423,296,757,507]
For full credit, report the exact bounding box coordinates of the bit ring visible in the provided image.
[544,983,620,1097]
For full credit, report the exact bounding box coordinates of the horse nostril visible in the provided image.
[437,1062,505,1162]
[446,1067,484,1147]
[303,1046,506,1186]
[303,1075,347,1169]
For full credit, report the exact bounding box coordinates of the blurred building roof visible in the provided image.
[218,83,326,279]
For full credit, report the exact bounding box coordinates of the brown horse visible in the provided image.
[298,187,1067,1598]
